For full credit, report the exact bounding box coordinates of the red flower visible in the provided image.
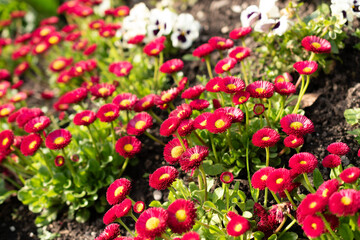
[316,179,340,199]
[97,103,119,122]
[103,224,120,240]
[229,47,251,62]
[339,167,360,184]
[0,69,10,81]
[293,61,318,75]
[193,112,211,130]
[113,6,129,17]
[73,110,96,126]
[143,40,165,57]
[181,85,205,99]
[20,133,42,156]
[134,201,145,214]
[232,91,250,105]
[58,87,87,104]
[274,82,296,96]
[113,93,138,110]
[226,215,250,237]
[99,25,116,38]
[229,27,252,39]
[106,178,132,205]
[167,199,196,234]
[182,232,200,240]
[214,57,237,74]
[179,145,209,172]
[116,198,132,218]
[266,168,291,193]
[90,83,115,99]
[62,24,78,33]
[14,61,29,76]
[89,19,105,29]
[205,77,222,92]
[252,128,280,148]
[135,207,168,238]
[128,35,145,45]
[11,80,24,89]
[0,130,14,151]
[302,215,324,238]
[329,189,360,216]
[215,107,244,122]
[56,70,72,83]
[54,155,65,167]
[149,166,178,190]
[206,112,232,133]
[326,142,350,156]
[115,136,141,158]
[246,81,274,98]
[192,43,214,58]
[219,76,245,93]
[283,135,304,148]
[280,114,314,136]
[45,129,72,150]
[109,61,133,77]
[0,103,15,118]
[11,10,26,18]
[103,205,118,225]
[24,116,51,133]
[189,99,209,111]
[72,39,88,51]
[220,172,234,184]
[252,167,275,190]
[40,16,59,26]
[208,36,234,50]
[289,152,318,174]
[46,32,62,45]
[127,112,153,136]
[160,117,180,137]
[133,94,156,112]
[10,92,27,103]
[160,59,184,74]
[253,103,265,115]
[322,154,342,168]
[177,119,194,137]
[163,138,188,164]
[297,193,327,216]
[301,36,331,54]
[275,73,293,83]
[83,43,97,56]
[16,108,44,128]
[32,42,50,55]
[169,103,192,120]
[12,45,30,60]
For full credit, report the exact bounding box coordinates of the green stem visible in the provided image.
[261,99,272,128]
[245,139,254,197]
[129,212,138,222]
[278,219,297,238]
[110,121,117,150]
[199,164,208,201]
[62,148,76,179]
[2,174,22,189]
[226,129,233,151]
[318,213,340,240]
[148,109,163,124]
[264,188,269,208]
[205,56,214,79]
[13,148,36,172]
[240,61,249,86]
[209,133,219,163]
[118,158,129,178]
[284,189,297,210]
[175,131,186,151]
[243,104,249,131]
[225,184,230,210]
[86,126,100,159]
[303,173,316,193]
[265,147,270,167]
[39,149,53,177]
[275,96,286,122]
[144,131,165,146]
[117,219,135,237]
[270,191,281,204]
[193,131,207,146]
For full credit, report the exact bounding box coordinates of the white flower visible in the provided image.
[241,5,261,27]
[147,8,177,40]
[331,3,354,22]
[254,16,291,36]
[129,2,150,20]
[93,0,111,16]
[171,13,200,49]
[259,0,280,18]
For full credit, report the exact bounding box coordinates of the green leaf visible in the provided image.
[203,161,225,176]
[338,223,354,240]
[149,200,162,207]
[203,201,217,211]
[312,168,324,188]
[344,108,360,125]
[251,187,259,202]
[182,54,199,61]
[268,234,277,240]
[75,209,90,223]
[278,232,298,240]
[253,231,265,240]
[213,187,224,203]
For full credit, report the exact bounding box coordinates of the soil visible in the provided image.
[1,0,359,239]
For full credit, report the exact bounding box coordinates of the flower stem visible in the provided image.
[148,109,163,124]
[39,149,53,177]
[193,131,207,147]
[226,129,233,151]
[205,56,213,79]
[129,212,138,222]
[270,191,281,204]
[117,219,135,237]
[86,126,100,159]
[245,139,255,199]
[144,131,165,146]
[153,56,159,91]
[62,148,76,179]
[275,96,286,122]
[209,133,219,163]
[278,219,297,238]
[318,213,340,240]
[118,158,129,178]
[303,173,316,193]
[243,104,249,131]
[199,164,208,201]
[175,131,186,151]
[2,174,22,189]
[284,189,297,210]
[110,121,117,150]
[225,183,230,210]
[241,61,249,86]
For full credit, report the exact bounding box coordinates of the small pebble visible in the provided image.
[29,232,34,237]
[221,26,229,34]
[196,11,205,21]
[9,226,15,232]
[153,190,162,200]
[231,5,242,13]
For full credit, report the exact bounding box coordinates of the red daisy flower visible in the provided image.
[45,32,62,45]
[0,104,15,118]
[208,36,234,50]
[0,69,10,81]
[215,107,244,122]
[182,232,200,240]
[177,119,194,137]
[103,223,120,240]
[90,83,116,99]
[214,57,237,74]
[289,152,318,174]
[10,92,27,103]
[205,77,223,92]
[181,85,205,99]
[54,155,65,167]
[284,135,304,148]
[229,47,251,62]
[322,154,342,168]
[149,166,178,190]
[229,27,252,39]
[266,168,291,193]
[73,110,96,126]
[99,25,116,38]
[32,42,50,55]
[62,24,78,33]
[206,112,232,133]
[169,104,192,120]
[83,43,97,56]
[179,145,209,172]
[0,130,14,151]
[128,34,145,45]
[134,201,145,214]
[232,91,250,105]
[189,99,209,111]
[316,179,340,199]
[109,61,133,77]
[71,154,79,162]
[45,129,72,150]
[160,117,180,137]
[251,167,275,190]
[115,198,133,218]
[115,136,141,159]
[53,101,69,112]
[106,178,132,205]
[103,205,118,225]
[219,76,245,93]
[253,103,265,115]
[56,70,72,83]
[193,112,212,130]
[12,45,30,60]
[133,94,156,112]
[301,36,331,54]
[20,133,42,156]
[252,128,280,148]
[163,138,188,164]
[16,108,44,128]
[192,43,215,58]
[326,142,350,156]
[160,59,184,74]
[339,167,360,184]
[97,103,120,122]
[58,87,88,104]
[14,61,29,76]
[274,82,296,96]
[72,39,88,51]
[89,19,105,29]
[156,88,180,105]
[11,80,24,90]
[226,215,250,237]
[143,41,165,57]
[302,215,324,238]
[167,199,197,234]
[279,182,301,199]
[40,16,58,25]
[280,114,314,136]
[293,61,318,75]
[135,207,168,238]
[24,116,51,133]
[329,189,360,216]
[297,193,327,216]
[220,172,234,184]
[41,90,54,100]
[127,112,153,136]
[246,81,274,98]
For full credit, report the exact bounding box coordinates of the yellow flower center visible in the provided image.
[12,94,22,102]
[161,93,172,102]
[18,63,26,71]
[93,23,101,28]
[102,31,110,37]
[0,108,10,116]
[215,119,225,129]
[120,99,130,107]
[222,63,231,71]
[76,66,83,73]
[170,65,176,70]
[290,122,303,130]
[300,161,307,165]
[291,139,297,144]
[57,158,64,165]
[146,217,160,230]
[124,144,133,152]
[171,146,184,158]
[309,202,317,208]
[277,77,285,83]
[54,137,65,145]
[135,120,146,130]
[98,88,109,96]
[311,223,317,230]
[35,43,46,53]
[40,28,50,36]
[150,49,159,55]
[348,173,355,178]
[136,204,144,212]
[227,84,236,90]
[341,196,352,205]
[302,67,312,73]
[234,223,242,232]
[142,101,150,108]
[255,88,265,94]
[190,153,200,161]
[117,9,126,16]
[222,175,231,182]
[213,84,219,90]
[200,120,207,127]
[311,42,321,49]
[276,178,283,184]
[82,116,90,122]
[262,136,270,141]
[175,209,187,222]
[29,141,37,149]
[114,186,124,197]
[48,36,59,44]
[159,173,170,180]
[104,111,115,117]
[322,189,329,198]
[218,41,225,46]
[2,138,9,146]
[236,52,245,59]
[239,96,247,102]
[261,175,268,181]
[34,122,43,129]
